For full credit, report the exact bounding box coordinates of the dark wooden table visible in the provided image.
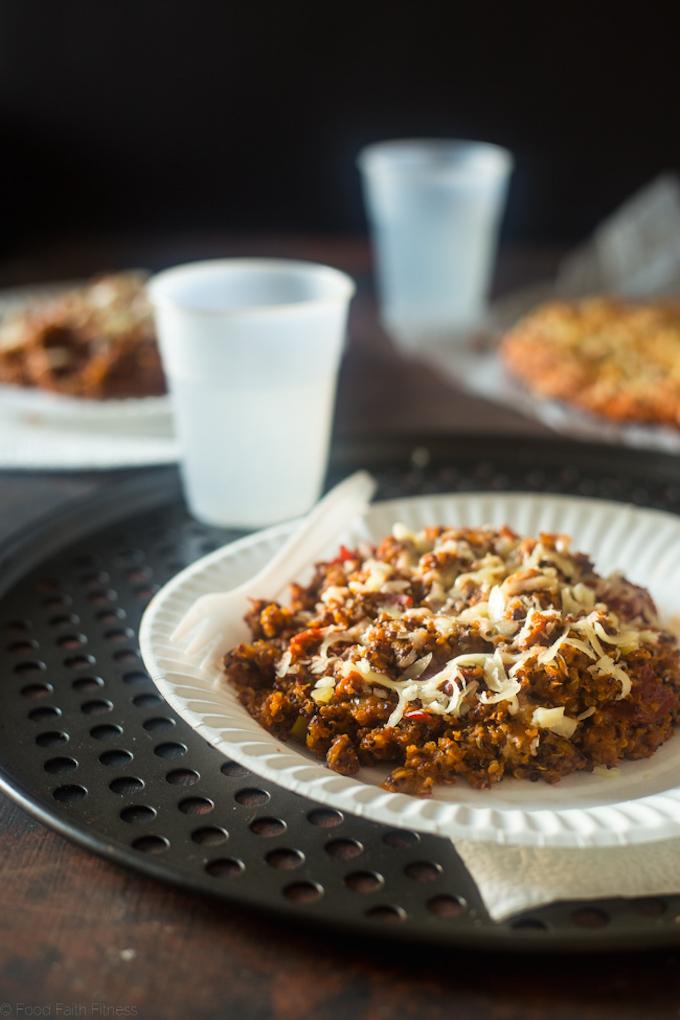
[1,237,678,1019]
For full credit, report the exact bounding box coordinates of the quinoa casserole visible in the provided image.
[223,525,680,797]
[0,272,165,399]
[502,297,680,428]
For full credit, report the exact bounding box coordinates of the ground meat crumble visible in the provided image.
[223,525,680,797]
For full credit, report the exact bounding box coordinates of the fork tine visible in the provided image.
[171,613,200,644]
[172,592,228,643]
[181,617,217,657]
[198,638,224,676]
[171,597,212,643]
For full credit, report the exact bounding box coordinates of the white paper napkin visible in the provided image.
[0,414,178,470]
[455,837,680,922]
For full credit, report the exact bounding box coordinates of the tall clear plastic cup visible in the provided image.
[358,139,513,349]
[148,259,355,527]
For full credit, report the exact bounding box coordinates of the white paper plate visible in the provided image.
[139,492,680,848]
[0,383,171,424]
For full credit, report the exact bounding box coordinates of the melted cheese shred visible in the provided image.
[299,525,664,738]
[338,649,517,728]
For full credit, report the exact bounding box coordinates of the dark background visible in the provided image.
[1,2,678,258]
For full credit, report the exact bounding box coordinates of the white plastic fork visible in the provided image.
[171,470,377,675]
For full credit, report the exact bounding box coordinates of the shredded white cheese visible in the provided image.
[532,706,579,738]
[589,654,632,699]
[309,625,366,675]
[349,558,393,594]
[400,653,433,681]
[532,704,595,739]
[453,555,507,591]
[392,523,415,543]
[515,607,561,650]
[456,602,490,625]
[478,650,521,714]
[527,542,577,579]
[343,649,518,727]
[431,614,458,638]
[487,585,506,621]
[292,523,667,735]
[320,585,350,606]
[392,523,430,552]
[502,571,557,596]
[537,630,571,664]
[275,651,292,678]
[311,676,336,704]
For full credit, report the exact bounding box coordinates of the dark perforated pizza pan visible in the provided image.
[2,433,680,953]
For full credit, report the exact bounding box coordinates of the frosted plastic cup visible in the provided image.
[358,139,513,349]
[148,259,355,527]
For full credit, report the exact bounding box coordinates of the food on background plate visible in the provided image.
[223,525,680,796]
[0,272,165,399]
[501,297,680,428]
